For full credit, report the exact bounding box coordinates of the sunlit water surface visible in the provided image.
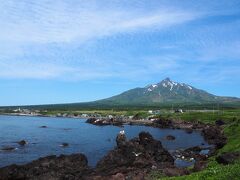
[0,115,209,167]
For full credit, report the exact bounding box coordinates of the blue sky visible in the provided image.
[0,0,240,106]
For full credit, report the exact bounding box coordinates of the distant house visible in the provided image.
[22,109,31,114]
[13,108,21,112]
[153,110,161,115]
[175,109,183,113]
[128,116,134,119]
[81,114,88,118]
[148,110,161,115]
[148,110,153,114]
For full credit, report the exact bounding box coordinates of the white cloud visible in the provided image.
[0,1,202,80]
[0,1,200,44]
[1,0,239,84]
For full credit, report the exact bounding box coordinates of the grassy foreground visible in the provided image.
[149,110,240,180]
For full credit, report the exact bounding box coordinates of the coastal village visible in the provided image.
[3,107,185,120]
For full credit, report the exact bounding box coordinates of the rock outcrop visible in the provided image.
[95,131,174,177]
[165,135,176,140]
[86,118,123,126]
[152,118,173,128]
[201,125,227,149]
[0,132,175,179]
[216,152,240,165]
[0,154,91,180]
[0,147,16,151]
[215,120,225,126]
[18,140,27,146]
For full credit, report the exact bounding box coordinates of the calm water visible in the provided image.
[0,115,209,168]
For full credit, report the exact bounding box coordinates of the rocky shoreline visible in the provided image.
[0,117,227,179]
[0,132,180,179]
[86,117,227,150]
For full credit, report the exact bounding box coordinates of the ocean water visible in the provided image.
[0,115,209,167]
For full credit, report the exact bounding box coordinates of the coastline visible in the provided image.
[0,113,228,179]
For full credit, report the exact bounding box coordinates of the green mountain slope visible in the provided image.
[1,78,239,110]
[95,78,239,106]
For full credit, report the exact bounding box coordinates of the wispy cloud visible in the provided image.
[0,0,239,85]
[0,0,202,80]
[0,1,199,44]
[0,60,73,79]
[0,55,179,81]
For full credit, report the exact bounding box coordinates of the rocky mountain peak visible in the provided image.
[96,77,239,105]
[162,77,171,82]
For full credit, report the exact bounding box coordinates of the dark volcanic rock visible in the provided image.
[0,154,91,180]
[86,118,97,124]
[96,131,174,176]
[185,128,193,134]
[0,146,16,151]
[116,133,127,147]
[162,167,190,177]
[202,126,227,149]
[185,146,202,153]
[192,122,206,129]
[193,161,208,172]
[216,152,240,165]
[165,135,176,140]
[18,140,27,146]
[215,120,225,126]
[152,118,173,128]
[60,143,69,147]
[40,125,47,128]
[86,118,123,127]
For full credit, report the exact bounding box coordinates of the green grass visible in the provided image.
[157,110,240,124]
[149,110,240,180]
[220,119,240,153]
[159,161,240,180]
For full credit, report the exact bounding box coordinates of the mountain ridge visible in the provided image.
[1,78,239,109]
[94,77,240,106]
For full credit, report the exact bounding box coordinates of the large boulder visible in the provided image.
[96,131,174,176]
[18,140,27,146]
[39,125,47,128]
[0,146,16,151]
[216,152,240,165]
[152,118,173,128]
[162,167,190,177]
[86,118,123,126]
[86,118,97,124]
[0,154,91,180]
[215,120,225,126]
[185,128,193,134]
[116,133,127,148]
[193,161,208,172]
[201,126,227,149]
[165,135,176,141]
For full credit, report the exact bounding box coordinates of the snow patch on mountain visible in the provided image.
[162,83,167,88]
[148,88,152,92]
[172,81,178,86]
[166,81,174,91]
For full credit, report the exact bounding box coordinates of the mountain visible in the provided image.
[94,78,240,106]
[2,78,239,110]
